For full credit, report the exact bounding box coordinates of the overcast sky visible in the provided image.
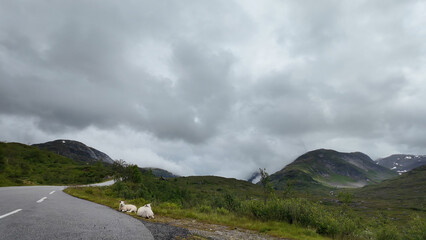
[0,0,425,179]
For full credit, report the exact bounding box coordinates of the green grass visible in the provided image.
[339,165,426,222]
[0,142,112,186]
[64,186,329,240]
[63,165,426,240]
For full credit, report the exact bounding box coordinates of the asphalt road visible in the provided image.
[0,185,154,240]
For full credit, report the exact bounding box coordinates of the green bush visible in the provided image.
[199,205,212,213]
[224,193,240,211]
[159,202,181,210]
[216,207,229,215]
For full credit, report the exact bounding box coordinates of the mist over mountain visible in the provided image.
[247,171,261,184]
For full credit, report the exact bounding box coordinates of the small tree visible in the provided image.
[126,165,142,183]
[0,149,6,173]
[112,159,142,184]
[112,159,127,181]
[259,168,275,204]
[282,181,293,198]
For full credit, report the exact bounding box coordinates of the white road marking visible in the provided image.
[0,209,22,219]
[49,191,55,195]
[36,197,47,203]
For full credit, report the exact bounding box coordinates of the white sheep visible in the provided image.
[137,203,154,219]
[118,200,137,213]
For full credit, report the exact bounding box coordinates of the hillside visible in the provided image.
[269,149,397,190]
[376,154,426,174]
[0,142,112,186]
[354,164,426,209]
[140,167,178,178]
[33,139,114,164]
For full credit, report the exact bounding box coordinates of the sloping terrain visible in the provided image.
[376,154,426,174]
[140,167,178,178]
[33,139,114,164]
[354,164,426,209]
[269,149,397,190]
[0,142,111,186]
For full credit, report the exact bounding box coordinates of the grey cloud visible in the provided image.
[0,0,425,178]
[0,0,242,143]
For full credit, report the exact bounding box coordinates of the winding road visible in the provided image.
[0,184,154,239]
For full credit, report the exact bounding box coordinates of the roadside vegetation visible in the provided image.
[0,142,112,186]
[65,161,425,240]
[2,143,423,239]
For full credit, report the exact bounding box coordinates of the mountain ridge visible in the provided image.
[376,154,426,174]
[33,139,114,164]
[269,149,397,190]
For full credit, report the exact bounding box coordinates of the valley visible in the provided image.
[1,140,425,240]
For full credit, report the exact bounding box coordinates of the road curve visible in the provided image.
[0,185,154,240]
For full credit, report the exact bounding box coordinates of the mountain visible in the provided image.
[33,140,114,164]
[140,167,178,178]
[0,142,111,186]
[354,164,426,209]
[269,149,398,190]
[376,154,426,174]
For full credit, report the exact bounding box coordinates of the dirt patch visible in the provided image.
[140,218,195,240]
[140,216,288,240]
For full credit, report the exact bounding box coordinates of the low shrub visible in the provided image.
[216,207,230,215]
[199,205,212,213]
[239,198,359,237]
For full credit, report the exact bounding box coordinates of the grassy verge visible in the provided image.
[64,186,329,240]
[64,171,425,240]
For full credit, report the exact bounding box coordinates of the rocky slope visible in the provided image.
[33,140,114,164]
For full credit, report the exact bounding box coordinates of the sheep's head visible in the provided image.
[145,203,151,208]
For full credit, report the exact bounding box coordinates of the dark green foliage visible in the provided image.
[404,215,426,240]
[337,191,353,204]
[0,148,6,173]
[72,165,425,239]
[0,142,112,186]
[259,168,275,203]
[238,198,359,237]
[355,165,426,211]
[375,224,402,240]
[223,193,240,211]
[112,159,142,183]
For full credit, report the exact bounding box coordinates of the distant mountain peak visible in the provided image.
[376,154,426,174]
[269,149,397,190]
[33,139,114,164]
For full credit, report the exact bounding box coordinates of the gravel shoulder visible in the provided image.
[138,216,288,240]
